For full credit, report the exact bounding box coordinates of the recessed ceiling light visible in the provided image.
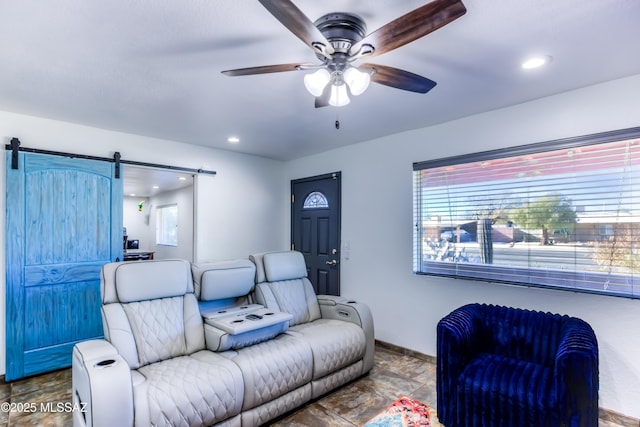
[227,136,240,143]
[152,185,159,189]
[178,177,187,181]
[521,55,552,69]
[129,193,136,197]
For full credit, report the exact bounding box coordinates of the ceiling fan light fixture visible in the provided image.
[223,0,468,109]
[329,83,350,107]
[343,66,370,96]
[304,68,331,96]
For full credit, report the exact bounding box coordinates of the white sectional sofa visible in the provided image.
[72,251,374,427]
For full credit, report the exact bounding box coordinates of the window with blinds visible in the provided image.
[413,128,640,298]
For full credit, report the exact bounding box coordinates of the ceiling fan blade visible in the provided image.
[258,0,335,58]
[360,63,437,93]
[221,62,311,76]
[350,0,466,59]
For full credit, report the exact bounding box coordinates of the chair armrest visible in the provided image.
[317,295,373,332]
[436,305,483,425]
[554,319,599,427]
[317,295,375,374]
[72,340,134,427]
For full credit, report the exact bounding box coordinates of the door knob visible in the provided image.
[325,260,337,266]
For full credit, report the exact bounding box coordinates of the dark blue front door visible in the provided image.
[5,152,122,380]
[291,172,341,296]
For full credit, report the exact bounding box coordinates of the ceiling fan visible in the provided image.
[222,0,466,107]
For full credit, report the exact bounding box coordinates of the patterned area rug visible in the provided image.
[362,396,433,427]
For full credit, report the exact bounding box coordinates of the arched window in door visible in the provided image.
[303,191,329,209]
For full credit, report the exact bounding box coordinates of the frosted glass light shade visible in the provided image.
[329,83,350,107]
[343,67,370,96]
[303,69,331,96]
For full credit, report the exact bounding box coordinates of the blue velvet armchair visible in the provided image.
[437,303,598,427]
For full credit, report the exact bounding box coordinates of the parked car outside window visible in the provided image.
[440,229,473,242]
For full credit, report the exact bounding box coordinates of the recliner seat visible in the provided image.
[73,253,375,427]
[73,259,244,427]
[250,251,375,398]
[192,259,313,426]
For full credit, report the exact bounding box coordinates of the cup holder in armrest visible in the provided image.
[264,312,274,316]
[346,300,357,304]
[232,319,245,324]
[94,359,117,368]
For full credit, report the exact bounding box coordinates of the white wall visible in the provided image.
[193,153,288,262]
[123,196,149,247]
[285,73,640,418]
[0,111,288,376]
[149,186,194,260]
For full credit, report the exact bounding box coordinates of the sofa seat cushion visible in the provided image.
[288,319,366,380]
[458,353,556,425]
[229,333,313,410]
[135,350,243,427]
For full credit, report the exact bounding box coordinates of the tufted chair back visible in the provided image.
[250,251,321,326]
[479,304,565,367]
[100,259,205,369]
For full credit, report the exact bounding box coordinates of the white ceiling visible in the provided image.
[1,0,639,161]
[122,166,193,198]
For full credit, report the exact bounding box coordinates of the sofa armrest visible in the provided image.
[318,295,363,324]
[554,319,599,427]
[436,304,484,425]
[317,295,375,374]
[72,340,134,427]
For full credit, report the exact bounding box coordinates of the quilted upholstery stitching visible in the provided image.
[311,361,363,397]
[267,280,310,325]
[291,320,366,378]
[243,384,310,426]
[232,336,312,409]
[123,296,187,366]
[138,356,240,426]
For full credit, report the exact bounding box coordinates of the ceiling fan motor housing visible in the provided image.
[314,12,367,56]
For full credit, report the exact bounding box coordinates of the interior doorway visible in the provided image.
[122,166,195,262]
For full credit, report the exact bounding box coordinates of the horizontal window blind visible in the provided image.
[413,128,640,298]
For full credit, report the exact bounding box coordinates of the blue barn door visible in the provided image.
[5,152,122,380]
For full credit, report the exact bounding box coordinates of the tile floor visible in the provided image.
[271,345,636,427]
[0,344,635,426]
